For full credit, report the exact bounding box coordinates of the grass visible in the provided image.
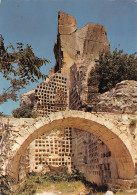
[14,174,85,195]
[14,171,108,195]
[2,171,136,195]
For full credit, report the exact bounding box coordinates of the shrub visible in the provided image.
[16,170,85,194]
[12,104,37,118]
[96,49,137,93]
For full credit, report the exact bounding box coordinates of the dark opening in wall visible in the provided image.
[108,151,111,157]
[61,51,63,58]
[135,163,137,174]
[77,50,80,55]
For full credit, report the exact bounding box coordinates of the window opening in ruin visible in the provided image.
[77,50,80,55]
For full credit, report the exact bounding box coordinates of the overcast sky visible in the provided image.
[0,0,137,115]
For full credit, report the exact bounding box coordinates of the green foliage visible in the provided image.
[42,169,84,182]
[0,41,50,105]
[16,170,85,194]
[17,177,37,195]
[96,48,137,93]
[12,104,37,118]
[16,170,108,195]
[29,169,84,183]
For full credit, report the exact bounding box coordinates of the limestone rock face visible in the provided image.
[93,80,137,113]
[20,89,35,106]
[58,11,77,35]
[54,12,110,72]
[53,12,110,107]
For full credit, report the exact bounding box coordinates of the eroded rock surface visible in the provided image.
[20,89,35,106]
[93,80,137,113]
[54,12,110,72]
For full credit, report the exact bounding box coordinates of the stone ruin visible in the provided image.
[1,12,137,187]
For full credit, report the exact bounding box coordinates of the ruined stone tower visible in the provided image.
[33,12,111,115]
[54,12,110,73]
[19,12,118,185]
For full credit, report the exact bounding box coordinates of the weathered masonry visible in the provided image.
[29,127,72,173]
[0,12,137,187]
[1,111,137,185]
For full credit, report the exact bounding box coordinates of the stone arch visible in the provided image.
[8,110,135,181]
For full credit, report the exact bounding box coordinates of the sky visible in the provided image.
[0,0,137,115]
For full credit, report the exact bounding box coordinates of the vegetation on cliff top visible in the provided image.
[96,48,137,93]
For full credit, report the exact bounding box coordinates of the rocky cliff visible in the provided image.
[20,89,35,107]
[20,13,137,115]
[54,12,110,73]
[93,80,137,113]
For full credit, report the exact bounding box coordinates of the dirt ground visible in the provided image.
[36,192,58,195]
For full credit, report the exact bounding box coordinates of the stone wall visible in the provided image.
[71,129,118,185]
[69,59,98,109]
[34,73,68,117]
[21,71,71,174]
[29,128,72,173]
[18,147,30,181]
